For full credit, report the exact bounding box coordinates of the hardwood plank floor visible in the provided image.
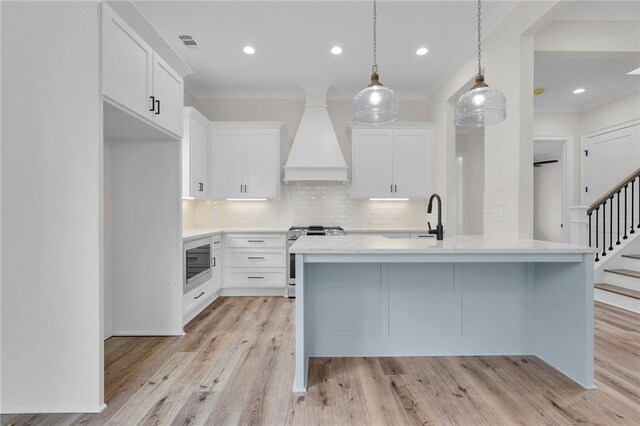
[2,298,639,425]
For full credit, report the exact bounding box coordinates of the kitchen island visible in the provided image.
[290,235,596,392]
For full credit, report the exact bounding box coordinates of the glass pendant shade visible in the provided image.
[454,74,506,127]
[353,73,400,125]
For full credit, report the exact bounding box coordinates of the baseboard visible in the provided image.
[220,287,286,297]
[104,328,114,340]
[111,330,183,337]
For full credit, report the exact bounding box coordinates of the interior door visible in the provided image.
[102,4,153,119]
[151,53,184,137]
[585,123,640,204]
[210,129,245,198]
[393,129,433,198]
[352,130,394,198]
[245,130,279,198]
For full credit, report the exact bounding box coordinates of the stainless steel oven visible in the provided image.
[184,237,212,294]
[287,226,344,297]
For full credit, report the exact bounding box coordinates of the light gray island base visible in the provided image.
[291,236,596,393]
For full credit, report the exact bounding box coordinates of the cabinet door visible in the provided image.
[152,53,184,137]
[102,4,153,119]
[393,129,434,198]
[245,130,279,198]
[189,116,209,198]
[210,129,245,198]
[211,250,222,293]
[351,130,394,198]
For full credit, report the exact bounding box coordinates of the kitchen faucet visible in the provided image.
[427,193,444,240]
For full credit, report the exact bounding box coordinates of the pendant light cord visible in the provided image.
[477,0,482,75]
[372,0,378,74]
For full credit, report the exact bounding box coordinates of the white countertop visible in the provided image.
[182,227,431,241]
[289,234,596,254]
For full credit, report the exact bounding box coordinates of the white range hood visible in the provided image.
[284,90,348,182]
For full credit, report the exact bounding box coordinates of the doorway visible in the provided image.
[533,138,567,242]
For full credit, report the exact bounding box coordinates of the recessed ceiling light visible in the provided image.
[416,47,429,56]
[243,46,255,55]
[573,88,586,94]
[627,67,640,75]
[331,46,343,55]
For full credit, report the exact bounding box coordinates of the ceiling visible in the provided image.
[534,52,640,113]
[557,0,640,22]
[135,1,519,99]
[534,0,640,113]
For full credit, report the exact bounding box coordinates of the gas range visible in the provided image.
[287,225,346,297]
[288,225,346,240]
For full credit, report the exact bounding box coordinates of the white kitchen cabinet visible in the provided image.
[152,54,184,136]
[102,3,153,119]
[182,107,210,198]
[210,123,283,199]
[351,124,435,199]
[222,233,286,295]
[102,4,184,138]
[211,236,222,293]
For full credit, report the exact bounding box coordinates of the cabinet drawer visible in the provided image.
[183,281,210,315]
[211,234,222,249]
[224,234,285,248]
[225,269,285,288]
[224,249,285,268]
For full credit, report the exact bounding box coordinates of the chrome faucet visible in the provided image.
[427,193,444,240]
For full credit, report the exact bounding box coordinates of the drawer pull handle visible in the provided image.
[248,240,264,243]
[213,241,221,244]
[194,291,205,300]
[248,276,264,279]
[248,256,264,260]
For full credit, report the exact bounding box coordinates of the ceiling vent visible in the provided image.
[179,35,198,48]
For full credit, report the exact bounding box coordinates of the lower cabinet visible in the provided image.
[182,234,222,326]
[223,233,286,295]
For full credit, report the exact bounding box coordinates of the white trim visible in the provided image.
[583,118,639,139]
[208,121,285,130]
[220,287,286,297]
[190,88,428,101]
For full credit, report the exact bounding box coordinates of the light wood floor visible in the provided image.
[2,297,639,425]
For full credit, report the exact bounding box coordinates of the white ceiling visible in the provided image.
[534,52,640,113]
[135,1,519,99]
[534,1,640,113]
[558,0,640,22]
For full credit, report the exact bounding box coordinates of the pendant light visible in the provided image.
[353,0,399,125]
[454,0,506,127]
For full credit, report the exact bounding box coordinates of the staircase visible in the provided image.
[587,167,640,313]
[595,254,640,312]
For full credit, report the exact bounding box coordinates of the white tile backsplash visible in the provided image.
[183,182,430,229]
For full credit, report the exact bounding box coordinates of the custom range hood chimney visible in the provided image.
[284,89,348,182]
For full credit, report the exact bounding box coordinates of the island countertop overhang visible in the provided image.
[290,235,597,255]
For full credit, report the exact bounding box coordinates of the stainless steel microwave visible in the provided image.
[184,238,212,294]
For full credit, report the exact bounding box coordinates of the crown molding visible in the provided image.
[189,88,428,101]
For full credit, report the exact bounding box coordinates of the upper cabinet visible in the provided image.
[351,124,435,199]
[102,4,184,138]
[210,123,283,199]
[182,108,210,199]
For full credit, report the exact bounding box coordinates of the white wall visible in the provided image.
[456,129,485,235]
[424,1,565,239]
[534,160,564,242]
[1,2,103,413]
[183,96,434,230]
[534,89,640,205]
[580,90,640,135]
